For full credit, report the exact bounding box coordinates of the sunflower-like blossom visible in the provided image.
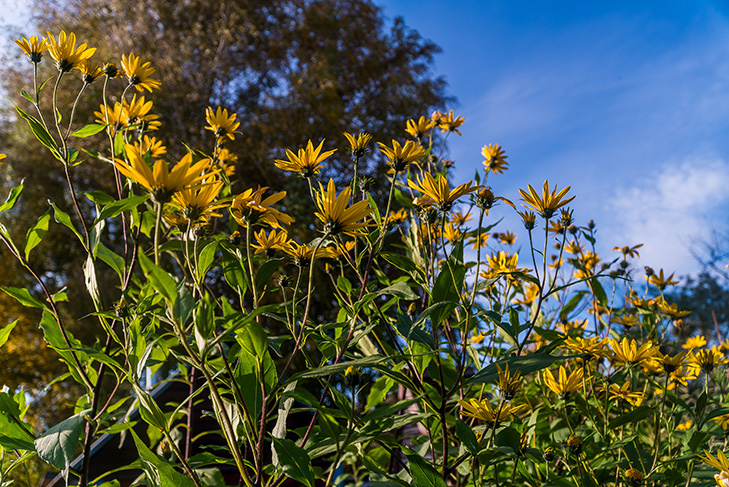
[46,31,95,72]
[121,53,160,92]
[230,187,294,230]
[405,116,435,139]
[275,139,336,178]
[343,132,372,158]
[542,366,585,399]
[605,382,644,407]
[496,364,523,400]
[482,144,509,174]
[645,268,679,290]
[114,145,210,203]
[169,177,227,227]
[519,180,575,219]
[688,347,729,375]
[408,172,480,212]
[564,336,609,360]
[315,179,371,236]
[251,229,291,257]
[377,140,426,172]
[133,136,167,158]
[282,241,334,267]
[16,35,49,63]
[434,109,465,135]
[609,338,659,367]
[699,449,729,487]
[457,398,527,424]
[205,106,241,141]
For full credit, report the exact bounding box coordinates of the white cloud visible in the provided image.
[607,157,729,276]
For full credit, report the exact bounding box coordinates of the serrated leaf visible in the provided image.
[406,452,446,487]
[0,286,46,309]
[130,429,197,487]
[0,320,18,348]
[35,411,86,480]
[71,124,106,138]
[0,183,24,213]
[272,438,315,487]
[96,194,149,223]
[139,252,177,304]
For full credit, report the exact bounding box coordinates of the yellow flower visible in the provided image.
[435,109,465,135]
[15,35,49,63]
[343,131,372,158]
[481,251,528,279]
[215,148,238,176]
[451,211,472,227]
[624,467,644,486]
[469,331,487,345]
[496,364,523,400]
[77,59,103,83]
[542,366,585,399]
[652,351,686,374]
[712,414,729,430]
[611,314,642,331]
[315,179,371,236]
[482,144,509,174]
[132,136,167,158]
[251,229,290,257]
[512,282,539,306]
[494,231,516,246]
[377,140,426,172]
[688,347,729,375]
[655,296,691,318]
[230,187,294,230]
[275,139,336,178]
[676,420,693,431]
[407,172,479,212]
[518,180,575,219]
[405,116,435,139]
[645,268,679,290]
[470,232,490,250]
[457,398,527,424]
[121,52,161,92]
[169,177,227,226]
[606,382,644,407]
[0,154,6,164]
[94,94,160,133]
[442,222,462,243]
[46,31,95,72]
[609,338,659,366]
[387,208,408,225]
[612,244,643,259]
[205,106,241,141]
[282,241,333,267]
[563,337,609,360]
[699,449,729,487]
[114,145,210,203]
[683,335,707,350]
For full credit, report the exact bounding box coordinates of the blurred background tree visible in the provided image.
[0,0,451,423]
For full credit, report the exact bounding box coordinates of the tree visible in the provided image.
[0,0,451,422]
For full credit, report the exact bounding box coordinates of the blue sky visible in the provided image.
[3,1,729,277]
[380,0,729,277]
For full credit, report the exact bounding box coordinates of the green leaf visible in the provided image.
[34,411,86,479]
[71,123,106,138]
[292,355,387,380]
[608,406,651,430]
[237,319,269,358]
[0,412,35,451]
[0,320,18,348]
[589,278,608,307]
[0,183,24,213]
[379,281,418,301]
[20,88,34,103]
[455,419,480,455]
[0,286,46,309]
[406,451,446,487]
[272,438,315,487]
[395,311,433,348]
[469,353,570,384]
[429,240,465,324]
[139,252,178,304]
[254,257,281,291]
[559,292,585,322]
[14,104,60,158]
[49,200,85,247]
[96,194,150,223]
[133,387,167,430]
[130,429,197,487]
[197,240,219,282]
[96,242,126,283]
